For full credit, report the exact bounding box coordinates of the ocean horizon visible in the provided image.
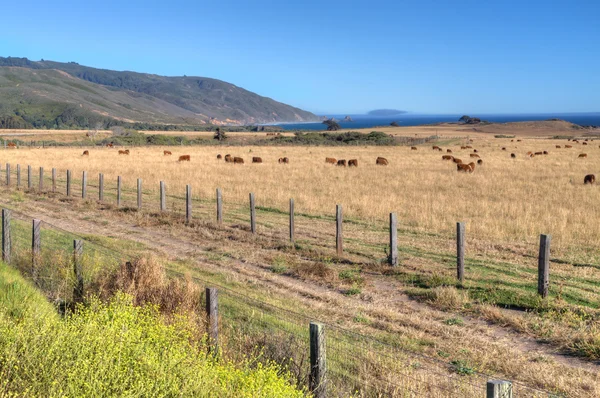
[272,112,600,131]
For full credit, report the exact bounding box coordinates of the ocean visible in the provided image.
[274,113,600,131]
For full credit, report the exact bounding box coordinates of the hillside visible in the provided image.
[0,57,319,129]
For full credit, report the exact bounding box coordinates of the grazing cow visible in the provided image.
[511,139,514,142]
[534,152,543,156]
[543,151,548,155]
[279,157,289,164]
[457,162,475,173]
[225,154,233,162]
[465,145,473,149]
[217,154,222,159]
[502,147,507,151]
[470,154,480,158]
[348,159,358,167]
[164,150,172,156]
[432,146,440,150]
[376,157,389,165]
[460,146,467,150]
[411,147,417,150]
[452,158,463,164]
[584,174,596,185]
[325,157,337,164]
[511,153,516,158]
[233,157,244,164]
[82,150,89,156]
[437,148,443,151]
[473,149,478,153]
[556,145,561,149]
[337,159,347,167]
[477,159,483,165]
[446,149,452,153]
[106,143,114,148]
[583,142,588,145]
[118,150,129,155]
[7,142,16,148]
[252,157,262,163]
[579,153,588,158]
[442,155,454,161]
[178,155,191,162]
[565,145,572,148]
[517,139,522,142]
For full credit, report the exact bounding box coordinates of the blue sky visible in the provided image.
[1,0,599,115]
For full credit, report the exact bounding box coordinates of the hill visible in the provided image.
[0,57,319,129]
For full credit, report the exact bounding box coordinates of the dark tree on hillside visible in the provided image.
[322,119,341,131]
[390,121,400,127]
[214,127,227,141]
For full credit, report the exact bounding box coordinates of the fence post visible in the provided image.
[250,192,256,234]
[99,173,104,201]
[205,287,219,354]
[185,185,192,224]
[2,209,11,264]
[160,181,166,212]
[66,170,72,196]
[16,165,20,188]
[5,164,10,186]
[538,234,551,298]
[309,322,327,397]
[73,239,84,303]
[137,178,142,210]
[32,219,41,279]
[336,205,343,256]
[117,176,122,207]
[486,380,512,398]
[457,222,465,283]
[389,213,398,266]
[82,171,87,199]
[289,198,295,243]
[39,167,44,192]
[52,168,56,193]
[27,165,32,190]
[216,188,223,225]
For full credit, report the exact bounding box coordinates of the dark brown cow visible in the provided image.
[376,157,388,165]
[337,159,347,167]
[460,146,467,150]
[565,145,572,148]
[82,150,89,156]
[477,159,483,165]
[517,139,522,142]
[178,155,191,162]
[325,157,337,164]
[252,157,262,163]
[233,157,244,164]
[446,149,452,153]
[442,155,453,161]
[164,150,172,156]
[217,154,223,159]
[279,157,289,164]
[584,174,596,185]
[348,159,358,167]
[411,147,417,150]
[457,162,475,173]
[534,152,543,156]
[452,158,463,164]
[579,153,588,158]
[502,147,507,151]
[511,153,516,158]
[473,149,478,153]
[543,151,548,155]
[583,142,588,145]
[470,154,480,158]
[556,145,561,149]
[225,154,233,162]
[432,146,440,150]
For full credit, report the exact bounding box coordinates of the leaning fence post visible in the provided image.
[486,380,512,398]
[457,222,465,283]
[336,205,343,256]
[2,209,11,264]
[160,181,166,212]
[32,219,41,278]
[216,188,223,225]
[98,173,104,201]
[52,168,56,193]
[27,165,32,190]
[39,167,44,192]
[309,322,327,397]
[73,239,84,303]
[289,198,295,243]
[538,234,551,298]
[137,178,142,210]
[205,287,219,354]
[249,192,256,234]
[389,213,398,266]
[185,185,192,224]
[66,170,72,196]
[5,164,10,186]
[16,165,20,188]
[82,171,87,199]
[117,176,122,207]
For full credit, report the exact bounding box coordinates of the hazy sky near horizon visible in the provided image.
[1,0,599,115]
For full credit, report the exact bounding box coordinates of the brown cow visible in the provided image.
[543,151,548,155]
[534,152,543,156]
[457,162,475,173]
[278,157,289,164]
[225,154,233,162]
[470,154,480,158]
[565,145,572,148]
[376,157,388,165]
[465,145,473,149]
[511,153,516,158]
[583,142,588,145]
[502,147,507,151]
[584,174,596,185]
[217,154,222,159]
[460,146,467,150]
[164,150,172,156]
[82,150,89,156]
[252,157,262,163]
[477,159,483,165]
[473,149,478,153]
[106,143,114,148]
[432,146,440,150]
[178,155,191,162]
[579,153,588,158]
[556,145,561,149]
[337,159,347,167]
[517,139,522,142]
[325,157,337,164]
[446,149,452,153]
[411,147,417,150]
[442,155,453,161]
[452,158,463,164]
[233,157,244,164]
[348,159,358,167]
[118,150,129,155]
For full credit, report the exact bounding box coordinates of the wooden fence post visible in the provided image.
[309,322,327,397]
[98,173,104,201]
[185,185,192,224]
[5,164,10,186]
[32,219,41,278]
[39,167,44,192]
[249,193,256,234]
[137,178,142,210]
[66,170,72,196]
[205,287,219,354]
[216,188,223,225]
[336,205,343,256]
[27,165,32,190]
[389,213,398,266]
[16,165,20,188]
[52,168,56,193]
[160,181,166,212]
[82,171,87,199]
[538,234,551,298]
[2,209,11,264]
[73,239,84,303]
[117,176,122,207]
[486,380,512,398]
[289,198,295,243]
[457,222,465,283]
